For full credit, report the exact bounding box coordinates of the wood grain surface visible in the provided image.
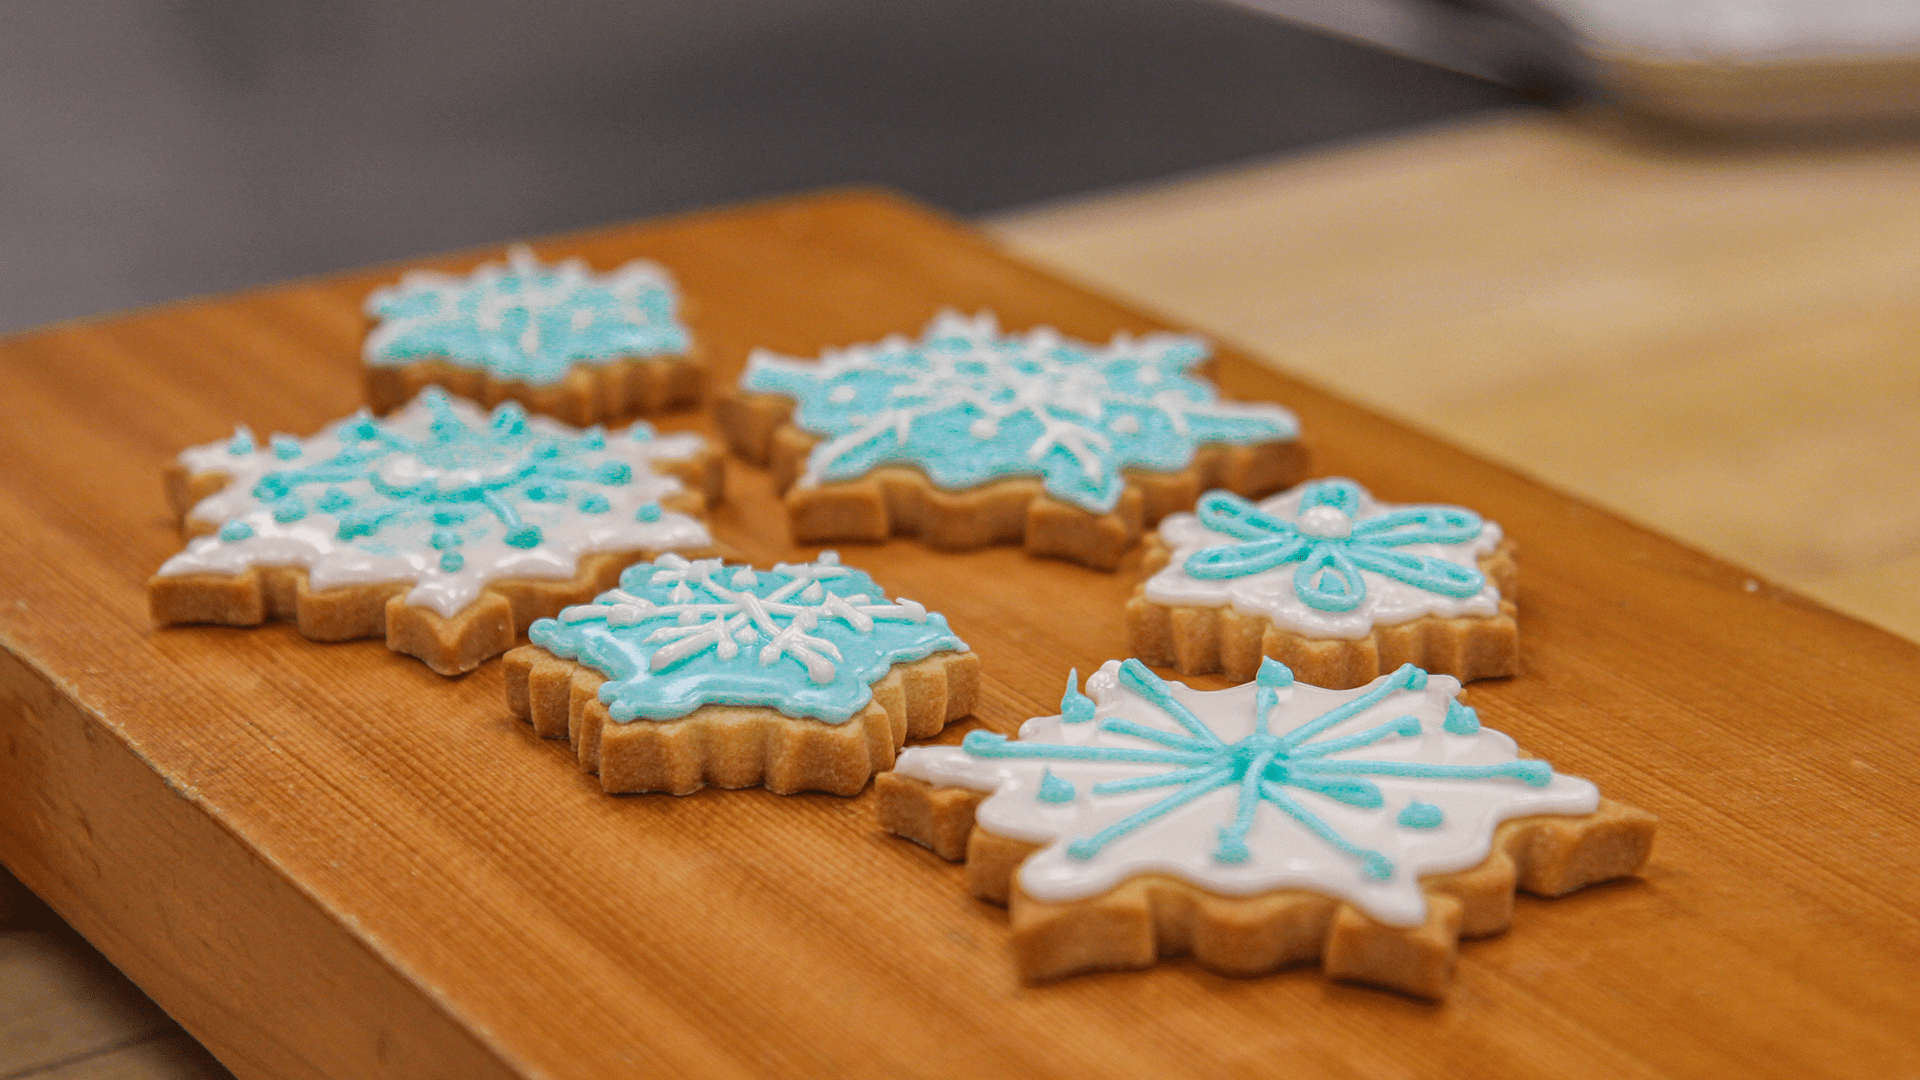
[1,190,1917,1080]
[990,110,1920,643]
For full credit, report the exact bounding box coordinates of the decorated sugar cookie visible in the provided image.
[1130,477,1517,688]
[505,551,978,795]
[715,311,1308,570]
[150,389,720,674]
[363,244,701,424]
[878,659,1653,997]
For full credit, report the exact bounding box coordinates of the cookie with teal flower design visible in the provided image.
[149,390,721,674]
[714,311,1308,570]
[363,244,702,425]
[504,551,978,795]
[1129,477,1518,688]
[877,658,1653,996]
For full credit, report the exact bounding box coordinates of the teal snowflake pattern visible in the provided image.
[739,310,1298,514]
[961,659,1547,880]
[363,244,690,383]
[1182,479,1486,612]
[157,389,709,618]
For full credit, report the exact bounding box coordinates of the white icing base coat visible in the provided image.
[1144,482,1504,640]
[894,663,1597,927]
[157,395,712,618]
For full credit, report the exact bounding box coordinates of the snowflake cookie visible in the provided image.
[878,659,1653,997]
[1129,477,1518,689]
[149,389,721,675]
[714,311,1308,570]
[505,552,979,795]
[363,244,701,424]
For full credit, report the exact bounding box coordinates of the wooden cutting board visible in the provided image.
[1,190,1915,1080]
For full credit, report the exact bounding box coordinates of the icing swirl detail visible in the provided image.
[739,310,1299,514]
[1145,478,1504,640]
[529,552,968,724]
[156,390,711,617]
[894,659,1597,927]
[363,244,690,383]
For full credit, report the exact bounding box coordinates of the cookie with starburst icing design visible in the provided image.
[150,389,722,675]
[364,244,702,424]
[714,311,1308,570]
[1130,477,1518,689]
[506,552,979,795]
[878,658,1653,997]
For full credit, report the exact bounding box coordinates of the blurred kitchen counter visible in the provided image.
[990,109,1920,642]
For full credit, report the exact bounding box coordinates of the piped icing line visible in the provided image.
[737,310,1299,514]
[156,389,712,618]
[893,658,1597,927]
[527,552,968,724]
[364,244,691,383]
[1144,478,1506,640]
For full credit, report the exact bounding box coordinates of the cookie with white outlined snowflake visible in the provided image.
[714,311,1308,570]
[363,245,703,424]
[149,390,722,675]
[505,551,979,794]
[1130,477,1518,689]
[878,658,1652,997]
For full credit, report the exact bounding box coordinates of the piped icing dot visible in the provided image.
[219,520,253,542]
[578,493,611,514]
[271,498,307,523]
[270,435,302,461]
[636,501,662,522]
[505,524,543,548]
[227,426,256,456]
[1297,505,1353,539]
[1060,668,1097,723]
[440,551,465,573]
[1037,769,1076,803]
[1397,801,1444,829]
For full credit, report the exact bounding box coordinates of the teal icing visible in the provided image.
[527,552,967,724]
[636,501,662,522]
[963,661,1554,880]
[1443,699,1481,735]
[270,435,302,461]
[363,245,690,383]
[227,426,255,456]
[739,311,1298,514]
[229,389,661,560]
[578,493,611,514]
[1397,801,1444,829]
[1182,479,1488,612]
[219,520,253,542]
[1037,769,1076,803]
[440,552,465,572]
[1060,668,1097,723]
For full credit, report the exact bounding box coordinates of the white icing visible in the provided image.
[895,662,1598,927]
[157,393,712,618]
[1144,482,1504,640]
